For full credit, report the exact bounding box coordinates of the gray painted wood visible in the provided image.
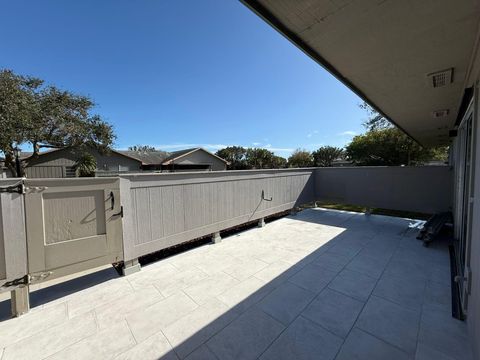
[315,166,453,214]
[121,169,316,260]
[24,178,124,282]
[0,179,27,284]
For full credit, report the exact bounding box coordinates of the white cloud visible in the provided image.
[307,130,318,138]
[252,142,261,146]
[338,131,357,136]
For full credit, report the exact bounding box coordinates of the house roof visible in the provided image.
[117,150,170,165]
[17,147,228,166]
[162,148,229,165]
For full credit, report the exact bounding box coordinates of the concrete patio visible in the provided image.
[0,208,472,360]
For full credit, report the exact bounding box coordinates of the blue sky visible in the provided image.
[1,0,366,157]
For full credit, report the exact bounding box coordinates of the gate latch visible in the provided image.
[113,205,124,218]
[0,183,25,194]
[0,275,29,292]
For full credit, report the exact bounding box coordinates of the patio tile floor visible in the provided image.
[0,208,473,360]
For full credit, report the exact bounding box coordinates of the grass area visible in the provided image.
[316,202,431,220]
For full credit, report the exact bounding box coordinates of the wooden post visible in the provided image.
[11,286,30,317]
[258,217,265,228]
[212,231,221,244]
[122,258,141,276]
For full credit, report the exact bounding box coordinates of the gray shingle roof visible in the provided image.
[117,150,170,165]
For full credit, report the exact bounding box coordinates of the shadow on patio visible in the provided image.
[0,209,472,360]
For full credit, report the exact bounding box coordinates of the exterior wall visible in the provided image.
[172,150,227,171]
[315,166,453,214]
[92,149,141,172]
[120,169,315,260]
[25,148,142,178]
[467,79,480,360]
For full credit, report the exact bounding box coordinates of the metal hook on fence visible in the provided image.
[261,190,272,201]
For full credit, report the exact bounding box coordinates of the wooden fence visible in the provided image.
[120,169,316,261]
[0,166,453,315]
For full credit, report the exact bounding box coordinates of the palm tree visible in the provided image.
[75,153,97,177]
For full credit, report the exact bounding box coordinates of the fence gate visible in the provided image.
[24,178,124,283]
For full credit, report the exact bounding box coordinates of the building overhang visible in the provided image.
[241,0,480,146]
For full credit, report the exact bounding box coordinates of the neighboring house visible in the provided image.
[0,159,12,178]
[112,148,228,173]
[158,148,228,172]
[22,147,227,178]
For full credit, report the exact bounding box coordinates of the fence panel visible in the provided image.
[120,169,315,261]
[315,166,453,214]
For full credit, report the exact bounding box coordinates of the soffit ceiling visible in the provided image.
[242,0,480,145]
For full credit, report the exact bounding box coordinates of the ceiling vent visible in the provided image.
[432,109,449,118]
[427,68,453,88]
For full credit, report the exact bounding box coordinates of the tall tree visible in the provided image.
[216,146,248,170]
[345,128,446,166]
[128,145,156,152]
[312,146,344,167]
[271,155,287,169]
[345,102,448,166]
[288,149,313,168]
[245,148,275,169]
[0,69,115,176]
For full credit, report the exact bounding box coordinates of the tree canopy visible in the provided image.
[128,145,156,152]
[0,69,115,176]
[215,146,287,169]
[346,103,448,166]
[215,146,249,170]
[312,146,344,167]
[288,149,313,168]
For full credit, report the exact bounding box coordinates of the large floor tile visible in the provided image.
[126,291,198,343]
[336,328,410,360]
[216,276,273,313]
[45,321,136,360]
[356,296,420,355]
[154,268,210,297]
[94,285,164,329]
[185,345,218,360]
[163,298,240,359]
[116,332,178,360]
[258,282,315,325]
[345,252,390,279]
[288,263,337,294]
[415,343,456,360]
[206,307,284,360]
[328,269,377,301]
[2,311,97,360]
[423,281,451,313]
[67,279,134,317]
[373,273,426,311]
[312,252,351,272]
[222,257,269,281]
[261,316,343,360]
[0,302,67,348]
[302,288,363,338]
[183,272,239,305]
[418,308,472,360]
[253,260,301,285]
